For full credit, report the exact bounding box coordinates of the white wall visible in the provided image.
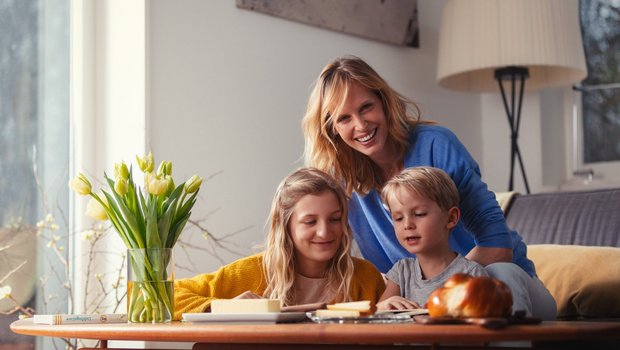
[79,0,575,279]
[480,93,544,193]
[146,0,483,275]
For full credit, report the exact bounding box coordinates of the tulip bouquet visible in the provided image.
[69,153,202,323]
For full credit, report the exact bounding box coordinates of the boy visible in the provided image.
[377,167,488,310]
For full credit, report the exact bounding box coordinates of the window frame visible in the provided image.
[564,87,620,190]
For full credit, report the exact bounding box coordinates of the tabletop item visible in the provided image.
[427,273,513,318]
[306,311,412,324]
[69,154,204,323]
[211,299,280,313]
[414,314,542,330]
[182,312,306,324]
[317,300,376,317]
[33,313,127,325]
[376,308,429,317]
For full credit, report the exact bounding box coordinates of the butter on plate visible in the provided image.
[211,299,281,313]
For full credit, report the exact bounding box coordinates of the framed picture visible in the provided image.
[236,0,419,47]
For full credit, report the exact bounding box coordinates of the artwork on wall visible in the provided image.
[236,0,419,48]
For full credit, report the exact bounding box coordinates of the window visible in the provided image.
[571,0,620,183]
[0,0,69,348]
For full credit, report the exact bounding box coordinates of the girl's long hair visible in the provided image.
[262,167,354,305]
[302,55,426,195]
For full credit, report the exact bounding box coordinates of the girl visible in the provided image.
[301,55,556,320]
[174,167,385,320]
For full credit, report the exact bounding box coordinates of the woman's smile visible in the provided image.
[355,128,378,144]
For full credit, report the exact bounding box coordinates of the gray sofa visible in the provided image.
[502,187,620,320]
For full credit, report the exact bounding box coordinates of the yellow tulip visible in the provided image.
[145,172,168,195]
[157,161,172,177]
[114,161,130,181]
[68,173,92,195]
[184,175,203,194]
[165,175,175,194]
[136,152,154,173]
[85,194,109,221]
[114,178,128,196]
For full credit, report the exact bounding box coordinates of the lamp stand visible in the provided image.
[494,66,531,194]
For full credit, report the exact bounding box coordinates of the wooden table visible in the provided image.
[11,318,620,350]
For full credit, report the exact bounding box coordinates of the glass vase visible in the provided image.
[127,248,174,323]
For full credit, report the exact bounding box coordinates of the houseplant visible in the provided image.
[69,152,202,323]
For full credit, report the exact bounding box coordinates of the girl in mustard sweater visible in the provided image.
[174,167,386,319]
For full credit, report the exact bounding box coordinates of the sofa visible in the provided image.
[498,187,620,320]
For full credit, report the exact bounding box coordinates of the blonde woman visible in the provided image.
[173,167,385,320]
[301,55,556,320]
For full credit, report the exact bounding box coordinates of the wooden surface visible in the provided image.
[10,318,620,345]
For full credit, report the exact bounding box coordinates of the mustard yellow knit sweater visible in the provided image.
[174,253,386,320]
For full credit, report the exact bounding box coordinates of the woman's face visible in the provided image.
[288,190,344,278]
[332,82,389,162]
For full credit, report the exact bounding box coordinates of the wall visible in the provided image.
[146,0,483,275]
[480,93,544,193]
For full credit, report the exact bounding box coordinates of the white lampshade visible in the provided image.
[437,0,588,92]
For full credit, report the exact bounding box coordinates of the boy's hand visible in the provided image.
[233,291,263,299]
[377,296,420,310]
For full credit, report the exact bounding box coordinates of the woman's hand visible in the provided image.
[233,291,263,299]
[377,296,420,311]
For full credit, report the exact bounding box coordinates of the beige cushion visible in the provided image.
[528,244,620,318]
[494,191,519,213]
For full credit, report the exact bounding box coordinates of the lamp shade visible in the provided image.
[437,0,588,92]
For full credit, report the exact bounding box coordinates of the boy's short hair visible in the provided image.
[381,167,459,212]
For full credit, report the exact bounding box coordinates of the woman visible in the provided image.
[301,55,556,320]
[173,167,385,320]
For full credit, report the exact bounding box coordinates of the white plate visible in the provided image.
[182,312,307,323]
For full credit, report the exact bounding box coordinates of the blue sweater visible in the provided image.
[349,125,536,276]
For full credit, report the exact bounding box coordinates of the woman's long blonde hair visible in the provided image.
[302,55,425,195]
[262,167,354,305]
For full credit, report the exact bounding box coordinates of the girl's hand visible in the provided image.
[233,291,263,299]
[377,296,420,310]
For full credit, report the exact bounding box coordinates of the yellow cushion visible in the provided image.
[528,244,620,318]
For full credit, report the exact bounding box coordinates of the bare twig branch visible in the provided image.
[0,260,28,284]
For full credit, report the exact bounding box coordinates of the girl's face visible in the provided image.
[332,82,390,163]
[288,190,344,278]
[387,189,459,257]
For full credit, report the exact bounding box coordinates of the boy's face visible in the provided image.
[388,189,459,256]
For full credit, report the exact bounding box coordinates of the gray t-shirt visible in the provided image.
[385,254,488,306]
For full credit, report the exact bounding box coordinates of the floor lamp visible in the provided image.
[436,0,588,193]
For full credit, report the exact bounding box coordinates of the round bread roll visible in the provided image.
[427,273,513,318]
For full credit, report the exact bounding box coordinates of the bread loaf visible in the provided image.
[427,274,512,318]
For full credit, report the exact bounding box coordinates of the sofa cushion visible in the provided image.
[504,188,620,246]
[528,244,620,318]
